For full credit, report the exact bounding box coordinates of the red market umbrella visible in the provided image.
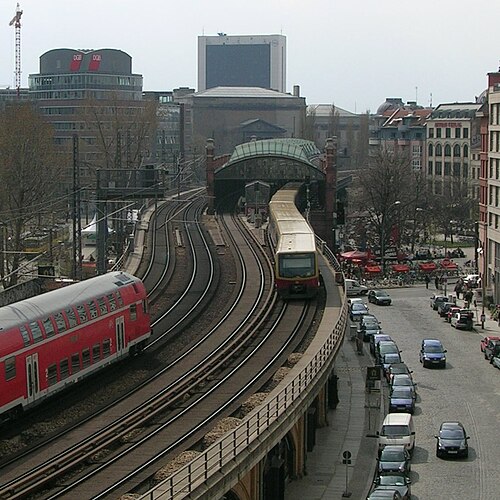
[419,262,437,272]
[441,259,458,269]
[340,250,369,261]
[392,264,410,273]
[365,265,382,273]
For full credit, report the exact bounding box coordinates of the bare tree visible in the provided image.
[0,103,63,286]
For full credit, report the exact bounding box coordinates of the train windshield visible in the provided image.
[279,253,315,278]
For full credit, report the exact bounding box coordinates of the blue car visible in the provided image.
[420,339,447,368]
[389,386,415,414]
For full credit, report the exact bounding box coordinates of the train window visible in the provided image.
[54,312,67,333]
[92,343,101,362]
[47,364,58,386]
[71,353,80,373]
[82,348,91,368]
[97,297,107,315]
[43,318,55,337]
[5,356,16,381]
[107,294,117,311]
[130,303,137,321]
[19,325,31,346]
[76,304,87,323]
[29,322,44,343]
[116,291,124,307]
[102,339,111,358]
[60,358,69,379]
[87,300,98,319]
[66,308,78,329]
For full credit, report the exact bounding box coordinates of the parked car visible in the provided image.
[370,334,393,356]
[385,363,412,384]
[359,321,383,342]
[371,474,411,500]
[382,353,403,375]
[481,335,500,352]
[367,488,403,500]
[463,274,480,288]
[376,341,400,365]
[389,386,415,414]
[348,297,365,311]
[450,311,473,330]
[420,339,447,368]
[390,374,417,399]
[437,301,455,318]
[368,289,392,306]
[430,294,449,310]
[447,305,461,323]
[350,302,370,322]
[435,421,469,458]
[484,339,500,362]
[377,445,411,475]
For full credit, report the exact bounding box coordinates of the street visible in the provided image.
[367,285,500,500]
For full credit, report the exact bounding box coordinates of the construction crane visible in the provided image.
[9,3,23,96]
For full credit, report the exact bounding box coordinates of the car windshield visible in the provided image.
[380,449,405,461]
[352,303,367,311]
[425,345,443,353]
[379,475,406,486]
[376,291,389,297]
[391,388,412,398]
[380,344,398,354]
[441,428,464,439]
[384,354,401,363]
[393,377,412,386]
[391,365,408,374]
[382,425,409,436]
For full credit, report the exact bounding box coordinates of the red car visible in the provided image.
[481,335,500,352]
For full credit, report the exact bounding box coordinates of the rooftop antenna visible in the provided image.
[9,3,23,97]
[429,92,433,107]
[415,86,418,104]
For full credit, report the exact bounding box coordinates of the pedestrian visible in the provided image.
[454,282,462,299]
[425,274,430,289]
[465,289,473,309]
[434,275,439,290]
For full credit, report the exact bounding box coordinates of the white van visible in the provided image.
[345,278,368,297]
[378,413,415,454]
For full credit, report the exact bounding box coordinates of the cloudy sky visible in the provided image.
[1,0,499,113]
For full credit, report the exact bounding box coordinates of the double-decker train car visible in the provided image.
[268,184,319,298]
[0,271,150,422]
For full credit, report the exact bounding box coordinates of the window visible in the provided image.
[19,325,31,346]
[463,145,469,158]
[428,128,434,138]
[464,163,469,178]
[435,144,442,156]
[43,318,55,337]
[428,161,433,175]
[444,144,451,157]
[455,128,461,138]
[71,353,80,373]
[103,339,111,357]
[66,308,78,328]
[5,356,16,380]
[445,128,451,138]
[428,144,434,157]
[54,312,66,333]
[87,300,98,319]
[92,343,101,362]
[76,304,87,323]
[29,321,44,343]
[130,303,137,321]
[444,162,451,176]
[453,144,461,157]
[453,163,461,177]
[107,294,117,311]
[47,364,58,386]
[116,291,124,307]
[97,297,108,315]
[436,128,442,138]
[60,358,69,379]
[82,348,91,368]
[435,161,442,175]
[463,128,469,138]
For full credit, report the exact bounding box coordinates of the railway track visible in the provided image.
[0,210,322,499]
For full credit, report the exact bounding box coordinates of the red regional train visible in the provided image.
[0,271,151,422]
[268,184,320,298]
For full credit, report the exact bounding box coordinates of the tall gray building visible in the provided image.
[197,34,286,92]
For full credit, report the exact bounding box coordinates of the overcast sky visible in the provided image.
[1,0,499,113]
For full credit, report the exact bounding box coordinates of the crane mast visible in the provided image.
[9,3,23,96]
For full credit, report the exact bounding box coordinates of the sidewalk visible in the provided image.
[285,336,382,500]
